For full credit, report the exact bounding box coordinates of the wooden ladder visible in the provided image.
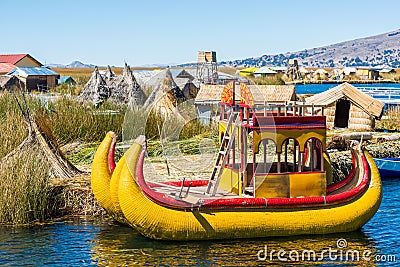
[205,112,240,196]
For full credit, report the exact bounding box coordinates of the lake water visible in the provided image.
[295,82,400,95]
[0,178,399,266]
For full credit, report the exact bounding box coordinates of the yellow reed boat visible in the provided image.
[91,82,382,241]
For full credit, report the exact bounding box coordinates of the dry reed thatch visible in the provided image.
[0,75,19,91]
[144,68,185,115]
[50,175,107,217]
[78,67,110,105]
[305,82,384,118]
[176,78,199,100]
[104,65,116,84]
[0,90,82,178]
[305,83,383,130]
[250,85,296,103]
[195,84,225,104]
[108,63,147,105]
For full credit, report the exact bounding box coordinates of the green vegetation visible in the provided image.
[375,106,400,131]
[0,147,52,224]
[0,92,124,224]
[42,97,124,145]
[379,69,400,81]
[0,94,52,224]
[250,74,285,85]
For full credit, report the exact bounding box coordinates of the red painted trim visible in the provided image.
[254,171,325,176]
[326,151,356,193]
[108,135,116,174]
[147,180,209,188]
[135,149,371,211]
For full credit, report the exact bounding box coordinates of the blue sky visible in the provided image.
[1,0,399,66]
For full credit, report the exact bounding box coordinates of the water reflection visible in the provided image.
[0,179,398,266]
[91,223,378,266]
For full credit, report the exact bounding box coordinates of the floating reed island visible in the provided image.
[0,66,399,224]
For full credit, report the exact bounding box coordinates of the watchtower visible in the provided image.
[287,59,301,81]
[196,51,218,84]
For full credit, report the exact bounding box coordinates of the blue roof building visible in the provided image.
[7,66,60,91]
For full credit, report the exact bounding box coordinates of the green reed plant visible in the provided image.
[250,74,285,85]
[43,97,125,145]
[0,146,51,224]
[0,93,54,224]
[375,106,400,131]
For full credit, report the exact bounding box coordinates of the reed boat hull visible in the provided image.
[92,135,382,241]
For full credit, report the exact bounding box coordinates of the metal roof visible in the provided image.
[254,67,277,74]
[0,63,16,74]
[269,66,287,71]
[7,67,59,77]
[0,54,42,66]
[0,54,27,64]
[58,76,75,84]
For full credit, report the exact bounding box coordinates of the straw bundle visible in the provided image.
[144,69,185,115]
[108,63,147,105]
[78,67,110,105]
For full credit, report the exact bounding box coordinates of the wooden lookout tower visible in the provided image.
[196,51,218,84]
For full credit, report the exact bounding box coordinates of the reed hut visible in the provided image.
[305,82,384,130]
[79,67,110,105]
[108,63,147,106]
[103,65,116,84]
[313,69,329,80]
[144,68,185,115]
[174,77,199,100]
[0,75,19,91]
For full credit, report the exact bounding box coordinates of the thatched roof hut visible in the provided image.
[175,77,199,100]
[144,68,185,114]
[176,69,195,80]
[104,65,116,84]
[0,75,19,90]
[79,67,110,105]
[305,82,384,130]
[313,68,329,80]
[108,63,146,105]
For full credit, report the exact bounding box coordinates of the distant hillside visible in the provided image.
[221,29,400,68]
[46,61,96,68]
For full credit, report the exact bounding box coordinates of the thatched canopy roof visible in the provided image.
[79,67,110,105]
[251,85,296,103]
[304,82,384,118]
[194,84,225,104]
[108,63,146,105]
[144,68,185,114]
[195,84,296,105]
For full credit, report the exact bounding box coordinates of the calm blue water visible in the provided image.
[0,178,399,266]
[295,82,400,95]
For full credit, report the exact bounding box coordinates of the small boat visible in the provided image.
[91,82,382,240]
[374,157,400,178]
